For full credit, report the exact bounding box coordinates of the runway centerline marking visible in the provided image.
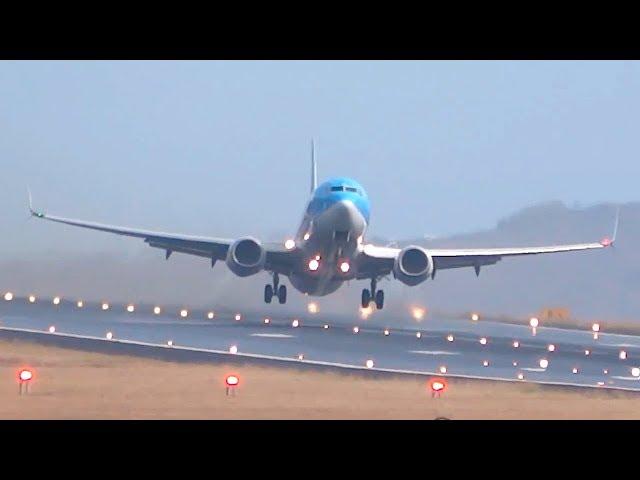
[522,368,546,372]
[250,333,295,339]
[409,350,461,356]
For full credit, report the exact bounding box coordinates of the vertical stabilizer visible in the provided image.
[310,139,317,194]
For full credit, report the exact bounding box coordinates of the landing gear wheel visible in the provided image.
[361,289,371,308]
[264,284,273,303]
[278,285,287,304]
[375,290,384,310]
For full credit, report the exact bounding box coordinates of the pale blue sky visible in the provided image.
[1,60,639,257]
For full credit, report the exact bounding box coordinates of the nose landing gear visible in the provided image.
[264,273,287,304]
[361,278,384,310]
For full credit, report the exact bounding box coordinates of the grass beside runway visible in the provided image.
[0,338,638,419]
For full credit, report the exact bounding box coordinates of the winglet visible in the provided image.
[27,188,44,218]
[600,206,620,247]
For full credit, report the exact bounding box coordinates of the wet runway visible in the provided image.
[2,296,640,391]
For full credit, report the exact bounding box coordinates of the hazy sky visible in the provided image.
[1,60,639,258]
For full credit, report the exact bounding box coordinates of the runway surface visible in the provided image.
[2,296,640,391]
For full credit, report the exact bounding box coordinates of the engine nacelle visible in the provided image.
[393,246,434,286]
[226,237,266,277]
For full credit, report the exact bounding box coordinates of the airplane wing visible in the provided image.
[357,210,619,279]
[28,198,299,274]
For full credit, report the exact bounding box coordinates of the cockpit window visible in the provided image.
[345,187,358,193]
[331,186,344,192]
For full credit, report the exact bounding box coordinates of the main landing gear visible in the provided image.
[362,278,384,310]
[264,273,287,304]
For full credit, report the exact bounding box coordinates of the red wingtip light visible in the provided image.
[600,237,612,247]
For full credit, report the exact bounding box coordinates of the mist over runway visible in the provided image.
[2,295,639,392]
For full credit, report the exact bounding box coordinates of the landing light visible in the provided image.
[308,303,319,314]
[284,239,296,250]
[308,259,320,271]
[339,261,350,273]
[411,307,426,321]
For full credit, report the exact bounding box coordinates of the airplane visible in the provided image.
[28,141,619,310]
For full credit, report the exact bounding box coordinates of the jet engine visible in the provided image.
[226,237,266,277]
[393,246,434,286]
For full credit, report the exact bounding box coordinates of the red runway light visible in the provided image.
[429,377,447,397]
[225,375,239,387]
[18,369,33,382]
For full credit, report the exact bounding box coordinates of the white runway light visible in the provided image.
[339,261,350,273]
[77,300,84,308]
[517,373,524,380]
[207,311,215,320]
[416,332,422,339]
[604,369,609,375]
[446,334,454,342]
[28,295,36,303]
[284,239,296,250]
[229,345,238,354]
[513,361,518,367]
[483,360,489,367]
[631,367,640,378]
[308,303,319,314]
[384,329,390,336]
[292,319,299,328]
[366,359,374,369]
[308,258,320,271]
[353,326,360,334]
[106,331,113,340]
[439,365,447,374]
[127,305,135,313]
[323,324,329,330]
[235,314,241,321]
[297,354,304,360]
[180,309,188,318]
[620,350,627,360]
[167,340,173,347]
[529,317,539,328]
[154,306,161,315]
[513,341,520,348]
[411,306,426,321]
[264,318,270,325]
[479,337,487,345]
[53,296,61,305]
[102,303,109,311]
[471,313,479,322]
[593,332,599,340]
[548,344,556,352]
[48,325,55,333]
[585,349,591,356]
[572,367,579,374]
[592,323,600,333]
[539,358,549,369]
[3,292,13,301]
